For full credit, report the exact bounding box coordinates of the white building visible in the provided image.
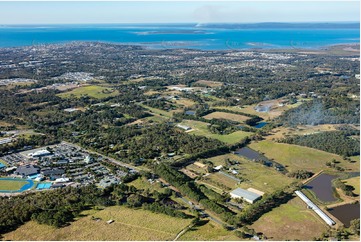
[230,188,262,204]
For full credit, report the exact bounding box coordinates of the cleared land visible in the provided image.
[249,141,359,173]
[140,104,172,118]
[194,80,223,87]
[179,220,239,241]
[203,111,250,123]
[128,177,166,193]
[57,85,119,99]
[0,180,28,191]
[2,206,192,241]
[180,120,253,144]
[343,176,360,196]
[251,197,328,241]
[207,154,295,193]
[265,124,338,141]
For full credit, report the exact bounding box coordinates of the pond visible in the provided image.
[234,147,268,161]
[328,203,360,227]
[304,173,338,203]
[252,122,268,129]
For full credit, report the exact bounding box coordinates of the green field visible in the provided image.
[179,220,240,241]
[128,177,166,193]
[140,104,173,118]
[57,85,119,99]
[2,206,192,241]
[249,141,359,173]
[343,176,360,196]
[207,154,295,193]
[180,120,253,144]
[0,179,28,191]
[203,111,250,123]
[251,197,328,241]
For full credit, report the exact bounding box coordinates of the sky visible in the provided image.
[0,1,359,24]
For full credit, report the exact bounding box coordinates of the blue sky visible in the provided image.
[0,1,359,24]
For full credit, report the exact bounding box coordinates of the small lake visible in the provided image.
[304,173,338,203]
[252,122,268,129]
[234,147,268,161]
[328,203,360,227]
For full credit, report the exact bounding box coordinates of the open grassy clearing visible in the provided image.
[207,154,295,193]
[343,176,360,196]
[0,180,28,191]
[57,85,119,99]
[265,124,338,140]
[173,98,196,108]
[180,119,253,144]
[128,177,166,193]
[140,104,172,118]
[2,206,192,241]
[251,197,328,241]
[179,220,240,241]
[203,111,250,123]
[206,172,238,190]
[0,120,14,127]
[249,141,359,173]
[193,80,223,87]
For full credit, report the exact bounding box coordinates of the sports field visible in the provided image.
[179,120,253,144]
[2,206,192,241]
[249,141,359,173]
[203,111,250,123]
[251,197,328,241]
[57,85,119,99]
[0,180,28,191]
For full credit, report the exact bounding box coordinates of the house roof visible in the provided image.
[15,165,40,176]
[41,168,65,176]
[230,188,261,201]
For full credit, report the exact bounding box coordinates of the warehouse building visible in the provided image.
[230,188,262,204]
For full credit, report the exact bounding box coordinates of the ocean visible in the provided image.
[0,23,359,50]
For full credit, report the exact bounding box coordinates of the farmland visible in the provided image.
[57,85,119,99]
[251,197,328,241]
[249,141,359,173]
[179,220,239,241]
[179,119,253,144]
[2,206,192,241]
[206,154,295,193]
[203,111,250,123]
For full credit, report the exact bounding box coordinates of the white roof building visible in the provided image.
[230,188,262,204]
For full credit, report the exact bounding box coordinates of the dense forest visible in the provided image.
[278,97,360,126]
[278,131,360,156]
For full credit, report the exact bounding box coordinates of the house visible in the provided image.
[29,149,52,157]
[230,188,262,204]
[14,165,40,177]
[99,176,119,188]
[41,168,65,177]
[176,124,191,131]
[213,165,223,171]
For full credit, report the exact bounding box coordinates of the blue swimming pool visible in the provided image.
[36,183,52,190]
[0,178,34,193]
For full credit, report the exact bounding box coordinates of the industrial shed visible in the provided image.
[230,188,262,204]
